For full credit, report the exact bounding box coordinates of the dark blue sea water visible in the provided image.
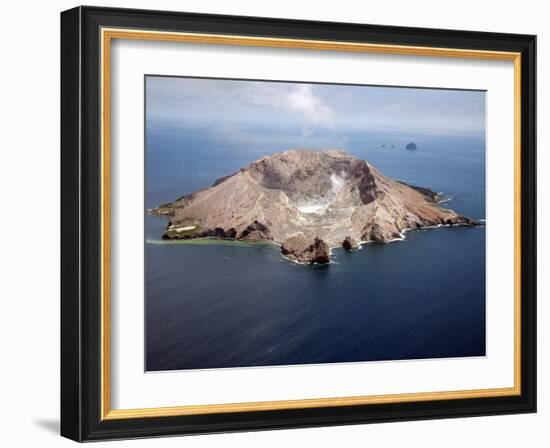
[145,126,486,371]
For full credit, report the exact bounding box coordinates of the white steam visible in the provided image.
[296,173,346,215]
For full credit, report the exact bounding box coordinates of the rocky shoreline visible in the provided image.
[152,214,480,264]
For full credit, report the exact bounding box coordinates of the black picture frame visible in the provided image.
[61,5,536,442]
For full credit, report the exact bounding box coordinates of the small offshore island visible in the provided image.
[151,149,479,264]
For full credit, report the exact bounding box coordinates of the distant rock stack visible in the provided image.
[406,142,417,150]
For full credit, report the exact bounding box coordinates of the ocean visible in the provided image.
[145,126,486,371]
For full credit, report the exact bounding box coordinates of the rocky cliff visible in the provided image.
[152,149,477,264]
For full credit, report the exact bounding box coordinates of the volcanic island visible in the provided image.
[151,149,479,264]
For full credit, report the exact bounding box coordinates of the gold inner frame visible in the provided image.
[100,27,522,420]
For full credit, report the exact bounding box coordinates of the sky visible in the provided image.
[146,76,486,140]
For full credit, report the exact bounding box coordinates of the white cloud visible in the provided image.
[223,83,336,134]
[380,102,407,114]
[148,79,336,133]
[286,85,336,130]
[146,77,485,136]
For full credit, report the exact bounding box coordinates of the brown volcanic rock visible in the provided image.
[153,149,477,263]
[281,236,330,264]
[342,236,359,251]
[239,220,273,241]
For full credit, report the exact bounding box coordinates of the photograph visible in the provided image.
[144,76,487,371]
[53,3,538,443]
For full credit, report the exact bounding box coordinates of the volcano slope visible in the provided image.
[152,149,478,263]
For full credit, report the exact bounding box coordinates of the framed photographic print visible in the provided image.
[60,6,536,442]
